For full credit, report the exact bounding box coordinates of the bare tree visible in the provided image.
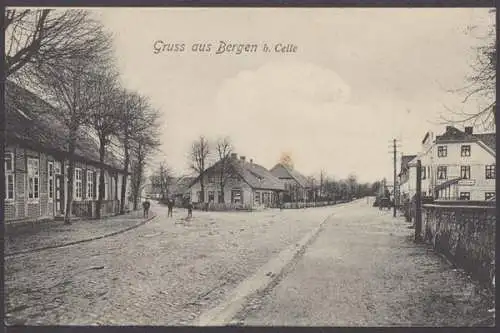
[36,57,99,224]
[190,136,211,203]
[279,152,294,169]
[347,174,358,199]
[440,9,496,130]
[5,9,113,224]
[215,137,233,203]
[129,109,161,210]
[150,162,173,200]
[87,69,122,218]
[117,91,152,214]
[319,169,326,198]
[5,9,111,80]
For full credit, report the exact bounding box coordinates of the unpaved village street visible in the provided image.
[5,201,338,325]
[5,200,494,326]
[233,200,495,326]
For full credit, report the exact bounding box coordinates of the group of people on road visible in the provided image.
[142,197,194,219]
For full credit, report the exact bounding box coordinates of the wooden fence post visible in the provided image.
[415,159,422,242]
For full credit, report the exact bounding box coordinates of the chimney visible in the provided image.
[250,158,253,164]
[231,153,237,160]
[240,156,246,162]
[464,126,473,135]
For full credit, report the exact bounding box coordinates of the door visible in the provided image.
[55,174,64,214]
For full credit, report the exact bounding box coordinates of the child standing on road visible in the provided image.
[142,200,151,218]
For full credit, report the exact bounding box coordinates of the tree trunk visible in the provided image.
[120,141,129,214]
[133,150,144,211]
[219,182,225,203]
[200,177,205,203]
[64,135,77,225]
[96,138,106,219]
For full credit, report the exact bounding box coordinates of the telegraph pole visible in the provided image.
[388,139,401,218]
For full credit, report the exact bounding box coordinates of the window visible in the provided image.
[48,162,54,200]
[460,166,471,180]
[485,165,495,179]
[421,166,426,180]
[231,189,242,204]
[459,192,470,200]
[208,191,215,202]
[437,166,447,180]
[485,192,495,200]
[255,192,261,205]
[197,191,202,202]
[75,168,83,200]
[27,158,40,199]
[54,162,61,175]
[5,153,14,200]
[5,152,14,172]
[208,175,215,184]
[437,146,447,157]
[461,145,471,157]
[218,191,224,203]
[6,174,14,200]
[87,170,94,199]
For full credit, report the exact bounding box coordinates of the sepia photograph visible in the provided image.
[3,5,496,327]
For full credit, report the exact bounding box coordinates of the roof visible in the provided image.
[435,126,495,155]
[171,176,196,195]
[434,177,462,191]
[5,81,124,172]
[270,163,311,188]
[474,133,496,152]
[190,157,285,191]
[234,160,285,190]
[400,154,417,175]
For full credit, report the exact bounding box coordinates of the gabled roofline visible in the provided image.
[271,163,310,188]
[188,160,255,190]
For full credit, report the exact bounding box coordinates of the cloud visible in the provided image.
[213,60,390,180]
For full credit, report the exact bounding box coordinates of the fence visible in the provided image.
[281,200,346,209]
[421,201,495,288]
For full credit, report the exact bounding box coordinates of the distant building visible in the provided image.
[189,154,285,208]
[398,154,418,200]
[4,81,130,222]
[269,163,311,203]
[404,126,495,201]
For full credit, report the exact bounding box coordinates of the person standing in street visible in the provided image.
[142,199,151,218]
[187,200,193,219]
[167,198,174,217]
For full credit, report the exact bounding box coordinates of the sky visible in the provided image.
[90,7,494,183]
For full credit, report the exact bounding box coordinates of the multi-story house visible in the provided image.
[269,163,311,203]
[403,126,495,201]
[189,153,285,209]
[5,81,130,222]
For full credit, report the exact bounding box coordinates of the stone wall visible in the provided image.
[422,202,495,288]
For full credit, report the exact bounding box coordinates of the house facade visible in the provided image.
[189,154,285,209]
[269,163,311,203]
[398,154,417,200]
[403,126,495,201]
[5,81,131,222]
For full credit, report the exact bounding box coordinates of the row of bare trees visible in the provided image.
[309,171,376,202]
[4,9,161,223]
